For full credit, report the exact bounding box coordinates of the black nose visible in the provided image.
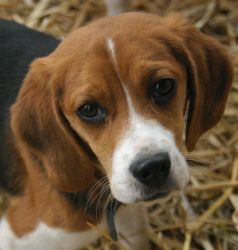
[130,153,171,187]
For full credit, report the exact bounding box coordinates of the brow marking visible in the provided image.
[106,37,135,117]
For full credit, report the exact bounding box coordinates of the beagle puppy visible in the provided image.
[0,13,233,250]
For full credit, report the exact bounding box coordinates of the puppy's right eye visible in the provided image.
[151,78,176,105]
[76,102,106,123]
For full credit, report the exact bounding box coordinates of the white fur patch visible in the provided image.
[0,207,149,250]
[111,115,189,203]
[0,217,101,250]
[107,37,117,67]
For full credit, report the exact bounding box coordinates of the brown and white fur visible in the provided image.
[0,13,233,250]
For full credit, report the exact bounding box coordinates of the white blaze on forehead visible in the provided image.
[107,38,117,68]
[106,37,135,116]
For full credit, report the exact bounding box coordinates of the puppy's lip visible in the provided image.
[143,190,171,201]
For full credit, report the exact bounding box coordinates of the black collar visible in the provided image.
[106,200,122,241]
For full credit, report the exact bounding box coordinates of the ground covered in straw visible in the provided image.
[0,0,238,249]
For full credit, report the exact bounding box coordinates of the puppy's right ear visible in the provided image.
[11,58,95,192]
[163,14,233,151]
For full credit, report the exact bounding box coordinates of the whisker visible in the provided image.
[183,153,210,168]
[89,179,109,206]
[85,177,108,213]
[87,179,108,204]
[87,176,108,202]
[96,183,110,222]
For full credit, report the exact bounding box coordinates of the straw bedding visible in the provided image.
[0,0,237,249]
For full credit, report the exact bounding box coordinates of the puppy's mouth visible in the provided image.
[139,181,174,202]
[144,190,171,201]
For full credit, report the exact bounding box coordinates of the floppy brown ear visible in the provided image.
[164,15,233,151]
[185,27,233,151]
[11,58,95,192]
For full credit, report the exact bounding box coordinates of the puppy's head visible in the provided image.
[11,13,233,203]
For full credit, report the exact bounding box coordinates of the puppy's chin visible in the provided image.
[110,186,141,204]
[111,188,171,204]
[110,178,181,204]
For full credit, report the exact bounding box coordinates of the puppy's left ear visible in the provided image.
[165,15,233,151]
[11,57,96,192]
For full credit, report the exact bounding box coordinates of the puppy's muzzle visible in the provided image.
[130,153,171,188]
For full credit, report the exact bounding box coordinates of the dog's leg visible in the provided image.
[115,204,150,250]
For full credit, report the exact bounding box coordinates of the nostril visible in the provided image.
[140,168,152,181]
[130,153,171,187]
[160,159,170,172]
[158,159,171,179]
[161,164,167,172]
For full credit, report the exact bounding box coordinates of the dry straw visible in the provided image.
[0,0,238,249]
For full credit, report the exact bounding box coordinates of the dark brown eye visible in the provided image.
[76,102,106,123]
[151,78,176,105]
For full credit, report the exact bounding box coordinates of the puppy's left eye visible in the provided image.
[76,102,106,123]
[151,78,176,105]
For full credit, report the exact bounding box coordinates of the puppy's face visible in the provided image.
[13,13,232,204]
[60,15,189,203]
